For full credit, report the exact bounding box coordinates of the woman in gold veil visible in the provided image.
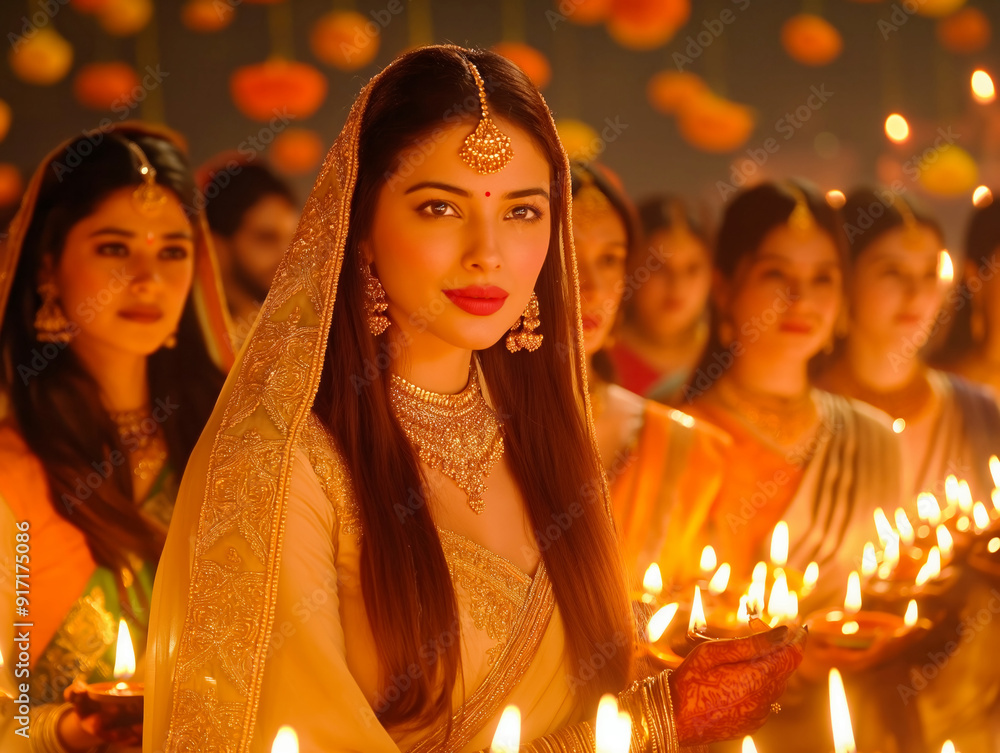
[0,122,232,751]
[145,46,802,753]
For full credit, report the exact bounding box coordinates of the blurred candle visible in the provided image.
[936,525,954,559]
[973,502,990,533]
[749,562,767,610]
[802,562,819,594]
[113,620,136,686]
[917,493,942,526]
[708,563,731,595]
[861,542,877,578]
[945,475,960,515]
[647,603,679,642]
[642,563,663,597]
[768,570,790,619]
[895,508,915,546]
[941,741,956,753]
[595,694,631,753]
[885,113,910,143]
[972,69,996,104]
[688,585,707,635]
[989,537,1000,554]
[826,189,846,209]
[938,250,954,284]
[700,545,717,574]
[904,599,919,628]
[958,480,974,514]
[272,727,299,753]
[990,455,1000,489]
[491,705,521,753]
[873,508,894,547]
[992,488,1000,513]
[916,547,942,587]
[742,737,758,753]
[771,521,789,567]
[829,669,858,753]
[973,186,993,208]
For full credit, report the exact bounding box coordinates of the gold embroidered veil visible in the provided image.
[143,45,605,753]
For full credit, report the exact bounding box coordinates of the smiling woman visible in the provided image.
[0,123,231,752]
[144,46,803,753]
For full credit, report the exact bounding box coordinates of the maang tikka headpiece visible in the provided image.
[890,194,923,248]
[784,183,816,233]
[125,139,168,216]
[457,58,514,175]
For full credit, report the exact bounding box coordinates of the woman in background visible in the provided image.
[0,123,231,752]
[609,195,712,401]
[571,161,728,590]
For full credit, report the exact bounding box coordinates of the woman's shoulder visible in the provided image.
[294,413,361,532]
[608,384,732,451]
[0,423,50,519]
[816,389,900,445]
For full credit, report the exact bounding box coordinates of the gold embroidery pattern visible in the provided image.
[32,587,116,706]
[437,528,530,664]
[300,414,362,538]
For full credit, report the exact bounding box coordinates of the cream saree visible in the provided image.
[145,47,655,753]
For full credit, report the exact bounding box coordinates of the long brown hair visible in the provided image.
[0,128,226,578]
[312,47,633,731]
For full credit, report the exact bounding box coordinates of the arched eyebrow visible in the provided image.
[88,227,193,241]
[404,182,549,201]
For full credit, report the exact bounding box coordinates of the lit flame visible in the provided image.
[972,69,996,104]
[647,603,679,642]
[861,542,878,578]
[938,250,954,284]
[994,488,1000,513]
[491,705,521,753]
[700,545,718,573]
[803,562,819,593]
[742,737,759,753]
[973,186,993,208]
[688,585,707,635]
[841,621,860,636]
[958,516,971,532]
[988,537,1000,554]
[917,493,942,525]
[642,563,663,596]
[271,727,299,753]
[937,525,954,558]
[788,590,799,621]
[885,113,910,143]
[595,694,631,753]
[941,741,956,753]
[749,561,767,610]
[844,571,862,614]
[945,475,960,515]
[874,508,894,547]
[768,570,790,619]
[771,521,789,567]
[892,418,906,434]
[829,668,858,753]
[883,533,901,573]
[990,455,1000,489]
[958,480,974,514]
[113,619,136,681]
[826,190,846,209]
[973,501,991,532]
[904,599,919,628]
[708,563,731,595]
[916,547,942,587]
[895,508,915,546]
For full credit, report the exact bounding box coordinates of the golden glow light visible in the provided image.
[767,570,790,618]
[885,113,910,143]
[844,571,862,614]
[861,542,878,578]
[874,507,894,547]
[959,479,974,514]
[937,525,954,558]
[904,599,919,628]
[917,493,942,525]
[271,727,299,753]
[595,694,632,753]
[688,585,707,635]
[973,186,993,208]
[938,250,955,283]
[916,547,942,587]
[771,521,789,567]
[803,561,819,593]
[892,418,906,433]
[973,501,991,532]
[895,507,915,546]
[749,561,768,610]
[642,563,663,596]
[988,537,1000,554]
[708,563,731,595]
[491,706,521,753]
[829,668,858,753]
[647,603,679,642]
[941,741,956,753]
[883,533,901,572]
[994,488,1000,513]
[826,189,846,208]
[700,545,718,573]
[113,619,136,681]
[841,621,860,636]
[742,737,758,753]
[990,455,1000,489]
[945,475,960,515]
[972,69,996,104]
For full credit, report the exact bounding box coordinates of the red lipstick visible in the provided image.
[118,306,164,324]
[443,286,509,316]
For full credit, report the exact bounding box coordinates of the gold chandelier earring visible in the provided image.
[361,262,390,335]
[34,280,74,343]
[506,291,543,353]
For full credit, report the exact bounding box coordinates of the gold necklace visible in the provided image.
[389,368,504,514]
[109,406,168,482]
[715,379,818,449]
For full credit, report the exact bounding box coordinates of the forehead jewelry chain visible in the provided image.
[125,140,168,217]
[457,59,514,175]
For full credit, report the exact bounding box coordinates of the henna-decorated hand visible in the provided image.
[668,625,807,746]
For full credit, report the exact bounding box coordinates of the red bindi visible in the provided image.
[485,191,490,197]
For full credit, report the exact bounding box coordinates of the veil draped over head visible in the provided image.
[145,45,608,752]
[0,121,234,378]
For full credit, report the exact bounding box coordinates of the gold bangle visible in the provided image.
[31,704,99,753]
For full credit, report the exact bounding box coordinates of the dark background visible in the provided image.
[2,0,999,249]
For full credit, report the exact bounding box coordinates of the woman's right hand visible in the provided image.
[668,625,806,746]
[61,681,143,749]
